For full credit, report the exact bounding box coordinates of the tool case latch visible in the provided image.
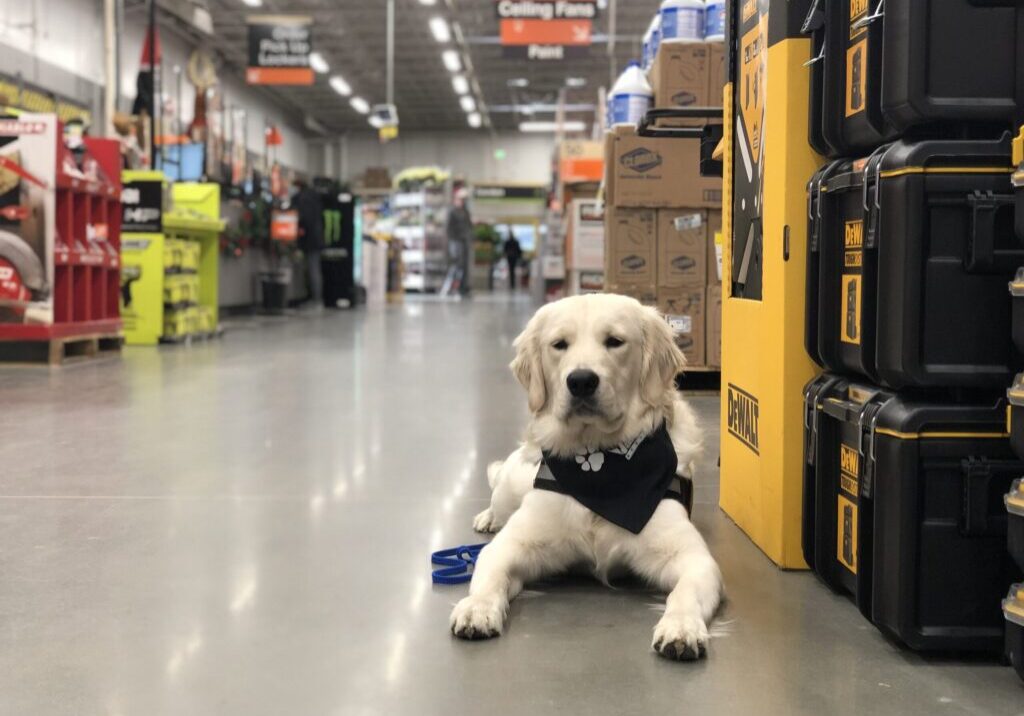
[961,458,1012,537]
[966,190,1016,272]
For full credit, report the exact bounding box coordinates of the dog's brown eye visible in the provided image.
[604,336,625,349]
[552,339,569,351]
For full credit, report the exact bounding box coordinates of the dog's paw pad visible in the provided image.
[450,596,504,640]
[472,508,500,533]
[652,615,709,662]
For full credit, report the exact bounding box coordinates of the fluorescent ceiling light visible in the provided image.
[418,0,437,4]
[451,75,469,95]
[309,52,329,74]
[429,17,451,43]
[460,96,476,113]
[240,0,261,6]
[507,78,529,88]
[442,50,461,73]
[468,112,482,128]
[566,77,587,88]
[329,75,351,96]
[350,96,370,114]
[520,121,586,133]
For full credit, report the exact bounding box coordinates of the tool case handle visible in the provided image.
[637,108,725,178]
[966,191,1017,272]
[961,458,1021,537]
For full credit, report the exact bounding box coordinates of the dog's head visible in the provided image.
[510,294,685,436]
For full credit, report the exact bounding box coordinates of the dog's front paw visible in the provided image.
[473,507,502,533]
[652,614,709,661]
[450,595,505,640]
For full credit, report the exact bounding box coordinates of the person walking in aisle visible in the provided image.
[503,230,522,291]
[446,187,474,297]
[293,178,325,307]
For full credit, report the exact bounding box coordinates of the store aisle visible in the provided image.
[0,297,1019,715]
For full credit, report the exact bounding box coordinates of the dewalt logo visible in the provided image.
[727,384,759,455]
[844,220,863,249]
[850,0,868,20]
[839,443,860,496]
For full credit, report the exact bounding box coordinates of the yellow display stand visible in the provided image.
[718,1,822,568]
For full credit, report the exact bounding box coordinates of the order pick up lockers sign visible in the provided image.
[247,15,314,86]
[497,0,598,60]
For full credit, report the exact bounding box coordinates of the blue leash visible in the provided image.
[431,543,488,584]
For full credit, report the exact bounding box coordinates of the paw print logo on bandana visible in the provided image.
[575,450,605,472]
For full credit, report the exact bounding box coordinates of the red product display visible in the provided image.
[0,118,122,349]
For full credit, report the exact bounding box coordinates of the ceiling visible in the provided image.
[140,0,660,134]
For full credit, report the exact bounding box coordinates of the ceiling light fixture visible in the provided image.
[442,50,461,73]
[507,78,529,88]
[329,75,351,96]
[566,77,587,88]
[429,17,451,43]
[418,0,437,4]
[350,96,370,114]
[460,96,476,113]
[519,120,586,133]
[451,75,469,95]
[240,0,262,6]
[309,52,329,74]
[468,112,482,128]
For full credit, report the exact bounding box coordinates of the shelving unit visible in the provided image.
[0,114,123,365]
[393,187,448,292]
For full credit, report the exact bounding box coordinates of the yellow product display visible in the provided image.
[163,274,200,306]
[164,307,201,339]
[164,238,187,272]
[197,305,216,335]
[719,0,821,568]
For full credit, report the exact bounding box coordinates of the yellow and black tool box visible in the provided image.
[803,0,894,157]
[1008,375,1024,461]
[1008,478,1024,573]
[1010,269,1024,356]
[805,135,1023,387]
[804,373,1023,651]
[1004,584,1024,683]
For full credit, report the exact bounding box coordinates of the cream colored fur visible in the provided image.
[451,293,724,661]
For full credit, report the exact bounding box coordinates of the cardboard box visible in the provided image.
[610,131,722,208]
[649,43,710,127]
[607,283,657,306]
[568,199,604,271]
[708,42,726,106]
[559,140,604,183]
[604,206,657,287]
[707,209,723,284]
[657,208,707,287]
[658,286,705,366]
[706,284,722,367]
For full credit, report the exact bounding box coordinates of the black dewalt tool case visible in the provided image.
[1003,584,1024,683]
[803,374,1023,651]
[805,135,1023,388]
[882,1,1024,133]
[1008,478,1024,573]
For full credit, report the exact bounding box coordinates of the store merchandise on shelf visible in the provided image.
[119,175,224,345]
[0,113,124,364]
[393,182,450,293]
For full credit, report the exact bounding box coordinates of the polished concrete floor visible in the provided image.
[0,294,1022,715]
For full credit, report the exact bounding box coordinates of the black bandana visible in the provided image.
[533,422,691,534]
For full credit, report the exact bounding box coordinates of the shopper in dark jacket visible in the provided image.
[503,231,522,290]
[293,178,325,305]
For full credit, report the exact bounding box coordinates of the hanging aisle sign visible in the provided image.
[497,0,598,60]
[246,15,314,86]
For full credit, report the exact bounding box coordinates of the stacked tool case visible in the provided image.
[800,0,1024,668]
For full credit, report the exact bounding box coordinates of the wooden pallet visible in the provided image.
[676,366,722,393]
[0,333,123,366]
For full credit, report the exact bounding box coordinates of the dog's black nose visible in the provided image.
[567,369,600,398]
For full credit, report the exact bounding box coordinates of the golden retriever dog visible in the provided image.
[450,293,723,660]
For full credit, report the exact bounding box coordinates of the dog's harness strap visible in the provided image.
[534,464,695,516]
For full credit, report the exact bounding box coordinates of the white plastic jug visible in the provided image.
[642,15,660,70]
[660,0,705,44]
[609,61,654,127]
[705,0,725,42]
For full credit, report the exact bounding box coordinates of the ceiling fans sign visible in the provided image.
[497,0,598,60]
[246,15,314,86]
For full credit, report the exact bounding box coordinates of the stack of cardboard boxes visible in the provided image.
[603,41,725,369]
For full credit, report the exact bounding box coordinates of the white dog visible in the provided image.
[450,293,723,660]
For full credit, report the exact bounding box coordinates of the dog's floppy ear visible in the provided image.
[510,312,548,414]
[639,305,686,407]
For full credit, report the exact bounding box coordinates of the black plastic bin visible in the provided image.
[1009,479,1024,573]
[1004,584,1024,683]
[803,373,1024,652]
[805,135,1024,388]
[1011,269,1024,356]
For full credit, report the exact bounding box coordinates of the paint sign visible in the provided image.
[246,15,314,86]
[497,0,597,61]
